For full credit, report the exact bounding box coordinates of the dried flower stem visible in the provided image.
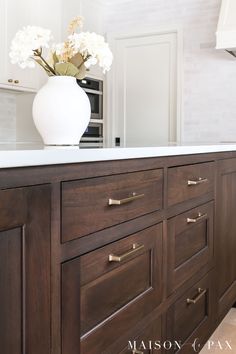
[33,49,56,75]
[68,16,84,34]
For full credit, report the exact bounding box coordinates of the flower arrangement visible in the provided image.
[9,16,113,79]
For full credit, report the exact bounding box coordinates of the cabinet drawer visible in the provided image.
[167,202,214,294]
[167,272,213,353]
[167,162,214,206]
[62,224,163,354]
[62,169,163,242]
[118,316,162,354]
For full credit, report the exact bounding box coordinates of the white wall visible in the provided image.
[104,0,236,143]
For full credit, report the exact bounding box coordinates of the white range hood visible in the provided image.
[216,0,236,52]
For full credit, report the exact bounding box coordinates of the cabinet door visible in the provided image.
[167,202,214,295]
[118,316,163,354]
[216,159,236,319]
[167,272,214,353]
[0,185,51,354]
[0,0,40,90]
[110,32,177,147]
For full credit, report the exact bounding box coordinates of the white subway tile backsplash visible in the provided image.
[0,92,16,141]
[0,91,42,143]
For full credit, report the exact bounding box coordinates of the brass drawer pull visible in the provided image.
[187,212,207,224]
[108,192,144,206]
[187,288,207,305]
[132,350,144,354]
[8,79,13,83]
[188,177,208,186]
[14,80,19,84]
[109,243,144,262]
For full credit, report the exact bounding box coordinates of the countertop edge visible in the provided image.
[1,144,236,168]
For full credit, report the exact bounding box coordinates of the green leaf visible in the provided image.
[69,53,84,68]
[75,64,87,80]
[55,62,80,77]
[52,52,59,67]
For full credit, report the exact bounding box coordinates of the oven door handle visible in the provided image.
[83,88,103,95]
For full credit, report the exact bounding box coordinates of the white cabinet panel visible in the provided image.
[218,0,236,31]
[0,0,40,91]
[61,0,104,35]
[0,0,62,92]
[108,31,178,147]
[61,0,81,36]
[81,0,105,34]
[61,0,105,79]
[216,0,236,50]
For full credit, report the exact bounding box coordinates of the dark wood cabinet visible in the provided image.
[216,158,236,320]
[0,185,51,354]
[1,152,236,354]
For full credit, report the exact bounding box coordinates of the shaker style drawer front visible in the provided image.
[167,162,215,206]
[61,224,163,354]
[61,169,163,242]
[167,202,214,294]
[167,273,213,353]
[118,316,162,354]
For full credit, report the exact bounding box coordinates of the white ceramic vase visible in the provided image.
[32,76,91,145]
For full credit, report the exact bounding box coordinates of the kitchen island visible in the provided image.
[1,144,236,354]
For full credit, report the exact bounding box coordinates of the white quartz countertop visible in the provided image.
[1,143,236,168]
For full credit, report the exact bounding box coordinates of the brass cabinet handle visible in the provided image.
[187,212,207,224]
[8,79,13,83]
[187,288,207,305]
[188,177,208,186]
[132,350,144,354]
[108,192,144,206]
[14,80,19,84]
[109,243,144,262]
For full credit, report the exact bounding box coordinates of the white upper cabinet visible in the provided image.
[61,0,105,36]
[216,0,236,49]
[80,0,105,79]
[61,0,105,79]
[0,0,61,92]
[61,0,82,36]
[81,0,105,35]
[0,0,39,91]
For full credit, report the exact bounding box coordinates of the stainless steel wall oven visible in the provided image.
[78,78,103,120]
[77,77,104,148]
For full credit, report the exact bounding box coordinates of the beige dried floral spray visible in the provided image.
[68,16,84,35]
